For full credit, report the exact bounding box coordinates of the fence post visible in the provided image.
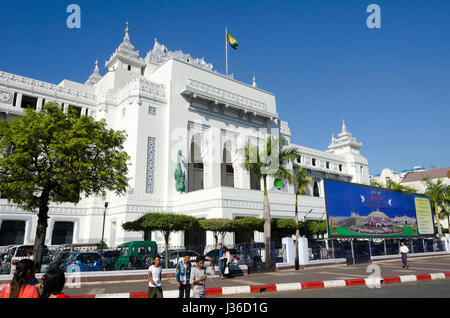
[384,239,387,255]
[368,239,372,260]
[350,240,355,265]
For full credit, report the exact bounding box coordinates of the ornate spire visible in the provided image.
[105,22,144,71]
[252,73,257,88]
[331,133,336,144]
[124,22,130,43]
[342,119,347,134]
[86,59,102,86]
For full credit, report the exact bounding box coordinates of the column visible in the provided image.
[81,107,87,116]
[208,128,222,189]
[15,93,23,107]
[63,103,69,114]
[36,98,43,112]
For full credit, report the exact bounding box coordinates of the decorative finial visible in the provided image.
[94,59,99,73]
[124,22,130,42]
[332,133,336,144]
[342,119,347,133]
[252,72,257,88]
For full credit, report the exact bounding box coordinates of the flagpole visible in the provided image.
[225,26,228,76]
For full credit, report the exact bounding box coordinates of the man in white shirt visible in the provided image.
[399,242,409,269]
[148,255,163,298]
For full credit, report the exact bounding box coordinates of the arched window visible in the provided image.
[313,181,320,197]
[221,144,234,187]
[188,135,204,192]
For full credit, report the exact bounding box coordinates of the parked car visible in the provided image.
[48,250,73,270]
[114,241,158,271]
[60,252,103,272]
[10,245,50,274]
[205,248,239,266]
[160,249,201,268]
[233,242,283,267]
[101,249,120,271]
[0,249,12,274]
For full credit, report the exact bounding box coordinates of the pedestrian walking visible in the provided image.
[0,259,39,298]
[40,267,69,298]
[399,241,409,269]
[190,256,207,298]
[218,243,224,280]
[223,247,232,278]
[148,255,163,298]
[176,253,192,298]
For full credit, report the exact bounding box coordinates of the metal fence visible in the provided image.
[308,238,446,265]
[1,238,446,274]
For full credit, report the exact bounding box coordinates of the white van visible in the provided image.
[10,245,49,274]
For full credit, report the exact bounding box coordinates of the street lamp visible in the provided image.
[101,202,108,256]
[303,209,314,238]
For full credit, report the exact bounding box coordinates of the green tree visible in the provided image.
[294,167,312,269]
[385,179,417,194]
[199,218,235,248]
[422,176,449,238]
[122,213,199,269]
[370,179,416,194]
[0,104,129,268]
[240,137,299,267]
[271,218,298,241]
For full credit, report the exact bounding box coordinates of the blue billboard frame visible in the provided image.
[324,179,436,239]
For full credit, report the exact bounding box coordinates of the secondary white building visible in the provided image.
[0,25,369,248]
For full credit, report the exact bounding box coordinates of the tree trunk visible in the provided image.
[435,202,443,238]
[33,191,50,271]
[214,233,218,249]
[263,176,272,268]
[164,232,170,269]
[294,193,299,270]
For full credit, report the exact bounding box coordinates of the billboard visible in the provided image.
[324,179,435,238]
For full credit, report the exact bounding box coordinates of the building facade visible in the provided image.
[0,25,370,248]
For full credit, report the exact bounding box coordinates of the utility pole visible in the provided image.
[101,202,108,256]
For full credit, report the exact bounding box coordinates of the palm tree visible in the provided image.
[385,179,417,194]
[294,167,312,270]
[422,176,449,238]
[240,136,300,268]
[438,190,450,235]
[370,179,416,194]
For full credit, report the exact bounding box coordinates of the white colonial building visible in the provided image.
[0,25,369,248]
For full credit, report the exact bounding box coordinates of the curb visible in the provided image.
[69,272,450,298]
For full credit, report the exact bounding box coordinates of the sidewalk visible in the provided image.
[67,254,450,297]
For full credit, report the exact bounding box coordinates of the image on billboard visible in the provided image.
[324,179,435,238]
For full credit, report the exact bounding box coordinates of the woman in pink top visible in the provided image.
[0,259,39,298]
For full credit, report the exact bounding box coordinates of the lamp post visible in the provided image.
[303,209,314,238]
[101,202,108,256]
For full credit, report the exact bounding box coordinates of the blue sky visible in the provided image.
[0,0,448,174]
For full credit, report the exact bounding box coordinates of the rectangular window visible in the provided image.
[148,106,156,116]
[0,221,26,246]
[68,105,82,116]
[312,158,316,166]
[146,137,156,194]
[21,95,38,110]
[339,164,343,172]
[326,161,330,169]
[51,222,74,245]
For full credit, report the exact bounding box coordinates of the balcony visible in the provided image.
[170,186,325,219]
[180,79,278,120]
